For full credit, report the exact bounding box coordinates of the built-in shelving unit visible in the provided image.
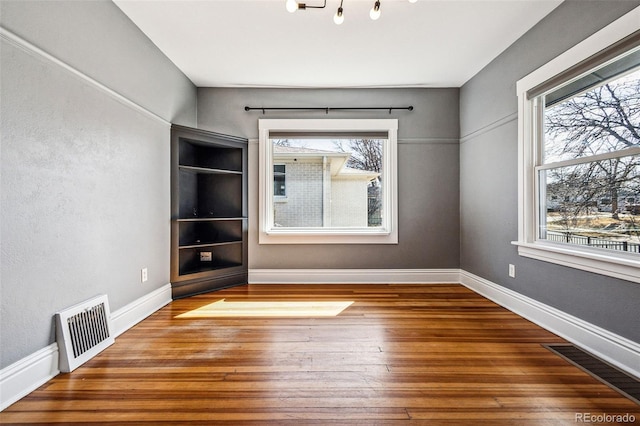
[170,125,248,299]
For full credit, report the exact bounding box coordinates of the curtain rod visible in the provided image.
[244,106,414,114]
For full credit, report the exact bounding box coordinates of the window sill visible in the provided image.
[260,228,398,245]
[512,240,640,284]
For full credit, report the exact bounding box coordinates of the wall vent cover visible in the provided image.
[55,294,115,373]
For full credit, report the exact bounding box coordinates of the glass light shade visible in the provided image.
[370,3,381,20]
[286,0,298,13]
[334,8,344,25]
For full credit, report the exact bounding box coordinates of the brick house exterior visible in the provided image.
[273,146,379,228]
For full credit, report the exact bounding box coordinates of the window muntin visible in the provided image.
[258,119,398,244]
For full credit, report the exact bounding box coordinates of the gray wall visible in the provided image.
[0,1,197,368]
[4,0,637,373]
[460,0,640,343]
[197,88,460,269]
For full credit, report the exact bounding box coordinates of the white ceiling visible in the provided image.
[113,0,563,88]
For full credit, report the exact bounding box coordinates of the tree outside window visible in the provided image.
[540,67,640,253]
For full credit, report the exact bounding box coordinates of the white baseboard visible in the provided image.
[459,270,640,379]
[0,344,59,412]
[249,268,460,284]
[0,283,172,411]
[111,284,172,337]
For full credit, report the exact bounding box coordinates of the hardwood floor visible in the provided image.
[2,284,638,425]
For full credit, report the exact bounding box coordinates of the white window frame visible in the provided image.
[258,118,398,244]
[514,6,640,284]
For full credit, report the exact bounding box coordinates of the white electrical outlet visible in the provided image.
[508,264,516,278]
[141,267,148,283]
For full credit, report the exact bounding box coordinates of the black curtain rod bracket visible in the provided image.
[298,0,327,10]
[244,106,414,114]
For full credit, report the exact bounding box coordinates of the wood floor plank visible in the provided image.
[1,284,638,425]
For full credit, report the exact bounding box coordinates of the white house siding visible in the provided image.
[273,161,324,227]
[331,178,370,227]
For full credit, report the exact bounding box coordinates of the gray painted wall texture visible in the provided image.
[0,0,196,125]
[0,1,197,368]
[460,0,640,343]
[2,0,638,373]
[197,88,461,270]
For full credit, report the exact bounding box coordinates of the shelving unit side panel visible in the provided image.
[177,169,200,219]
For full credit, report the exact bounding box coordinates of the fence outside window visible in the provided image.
[545,231,640,253]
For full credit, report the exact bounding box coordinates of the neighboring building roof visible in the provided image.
[336,167,380,181]
[273,145,338,154]
[273,145,380,180]
[273,145,379,181]
[273,144,350,175]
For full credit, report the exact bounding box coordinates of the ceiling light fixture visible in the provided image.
[333,0,344,25]
[369,1,381,20]
[286,0,416,24]
[286,0,299,13]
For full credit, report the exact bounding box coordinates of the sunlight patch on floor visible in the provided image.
[175,299,354,318]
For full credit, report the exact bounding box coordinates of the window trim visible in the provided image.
[514,6,640,283]
[258,118,398,244]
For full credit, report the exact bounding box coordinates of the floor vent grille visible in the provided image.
[55,294,115,373]
[544,344,639,405]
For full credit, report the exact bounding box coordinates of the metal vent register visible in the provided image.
[545,344,640,404]
[55,294,114,372]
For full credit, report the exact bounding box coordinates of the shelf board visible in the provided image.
[179,240,243,249]
[176,217,246,222]
[179,165,242,175]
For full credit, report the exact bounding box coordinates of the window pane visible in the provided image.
[274,164,286,197]
[270,138,383,229]
[543,67,640,164]
[538,155,640,254]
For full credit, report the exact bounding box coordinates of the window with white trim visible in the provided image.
[515,9,640,283]
[259,119,398,244]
